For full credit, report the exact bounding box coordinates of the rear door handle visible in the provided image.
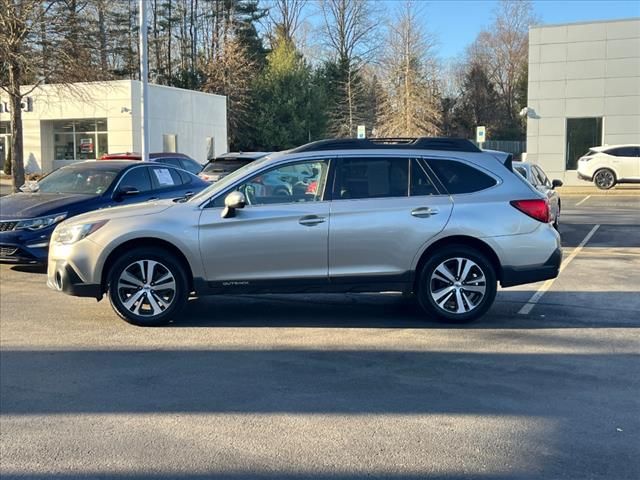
[411,207,438,218]
[299,215,326,226]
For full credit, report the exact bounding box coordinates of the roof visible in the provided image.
[100,152,193,160]
[213,152,271,161]
[63,160,140,170]
[529,17,639,29]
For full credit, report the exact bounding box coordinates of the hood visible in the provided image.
[0,192,95,219]
[62,199,176,226]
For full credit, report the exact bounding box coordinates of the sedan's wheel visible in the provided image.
[594,169,616,190]
[108,247,188,326]
[417,246,497,323]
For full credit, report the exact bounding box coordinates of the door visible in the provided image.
[328,156,453,281]
[607,147,640,179]
[198,158,332,284]
[148,165,194,199]
[112,166,158,205]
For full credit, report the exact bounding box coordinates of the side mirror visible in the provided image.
[19,181,39,193]
[114,185,140,201]
[552,179,563,189]
[221,191,246,218]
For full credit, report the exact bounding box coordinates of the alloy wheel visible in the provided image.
[429,257,487,314]
[595,170,615,189]
[116,260,177,317]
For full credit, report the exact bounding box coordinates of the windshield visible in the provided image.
[37,167,119,195]
[189,154,276,204]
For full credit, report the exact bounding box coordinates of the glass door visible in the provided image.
[566,118,602,170]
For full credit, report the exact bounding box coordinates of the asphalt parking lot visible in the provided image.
[1,194,639,479]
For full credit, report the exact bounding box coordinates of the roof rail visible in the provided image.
[289,137,482,154]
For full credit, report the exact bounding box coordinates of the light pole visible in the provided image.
[139,0,150,161]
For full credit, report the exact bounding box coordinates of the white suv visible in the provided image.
[577,145,640,189]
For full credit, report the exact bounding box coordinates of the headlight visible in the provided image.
[16,213,67,231]
[52,220,108,245]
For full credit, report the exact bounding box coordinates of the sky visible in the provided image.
[412,0,640,60]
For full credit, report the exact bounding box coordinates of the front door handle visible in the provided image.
[411,207,438,218]
[299,215,326,226]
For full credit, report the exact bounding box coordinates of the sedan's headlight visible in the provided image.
[52,220,108,245]
[16,213,67,231]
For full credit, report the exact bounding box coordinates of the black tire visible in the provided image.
[107,247,188,326]
[594,168,616,190]
[417,245,497,323]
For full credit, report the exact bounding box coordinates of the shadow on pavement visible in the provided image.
[170,290,640,329]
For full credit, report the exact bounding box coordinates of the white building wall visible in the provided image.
[0,80,228,173]
[0,80,134,173]
[131,82,227,163]
[527,18,640,185]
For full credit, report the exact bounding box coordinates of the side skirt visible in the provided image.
[193,272,413,295]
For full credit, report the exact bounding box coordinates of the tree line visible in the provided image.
[1,0,534,189]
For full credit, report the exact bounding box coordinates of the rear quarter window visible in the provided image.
[426,159,497,194]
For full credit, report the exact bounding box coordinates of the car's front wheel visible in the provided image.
[417,246,497,323]
[594,168,616,190]
[107,247,188,326]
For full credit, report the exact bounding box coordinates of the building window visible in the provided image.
[53,118,108,161]
[566,118,602,171]
[162,134,178,152]
[0,121,10,134]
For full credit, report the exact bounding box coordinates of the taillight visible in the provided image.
[510,199,550,223]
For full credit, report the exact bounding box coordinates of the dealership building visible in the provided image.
[525,18,640,185]
[0,80,227,173]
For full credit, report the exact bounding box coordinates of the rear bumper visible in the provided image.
[500,247,562,287]
[47,261,103,299]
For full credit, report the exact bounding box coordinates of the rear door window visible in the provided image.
[426,159,497,194]
[333,157,409,200]
[180,158,203,175]
[150,167,183,189]
[119,167,153,192]
[410,159,439,196]
[155,158,182,168]
[607,147,636,157]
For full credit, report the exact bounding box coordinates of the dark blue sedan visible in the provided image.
[0,160,208,264]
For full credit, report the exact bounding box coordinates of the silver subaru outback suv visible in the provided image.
[47,138,561,326]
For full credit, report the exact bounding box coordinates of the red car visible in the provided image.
[100,152,204,176]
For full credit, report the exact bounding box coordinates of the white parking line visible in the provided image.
[575,195,591,206]
[518,224,601,315]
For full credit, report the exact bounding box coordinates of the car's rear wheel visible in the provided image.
[594,169,616,190]
[107,247,188,326]
[417,246,497,323]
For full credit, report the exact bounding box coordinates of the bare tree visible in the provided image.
[319,0,377,137]
[267,0,305,44]
[468,0,536,134]
[201,34,256,149]
[376,1,440,137]
[0,0,52,190]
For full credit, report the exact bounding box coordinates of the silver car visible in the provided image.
[47,138,562,326]
[513,161,563,229]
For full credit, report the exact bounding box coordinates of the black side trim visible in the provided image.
[193,272,413,295]
[500,247,562,288]
[577,171,592,181]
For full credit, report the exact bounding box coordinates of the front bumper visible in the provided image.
[47,260,103,299]
[0,229,51,264]
[577,170,592,181]
[500,247,562,287]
